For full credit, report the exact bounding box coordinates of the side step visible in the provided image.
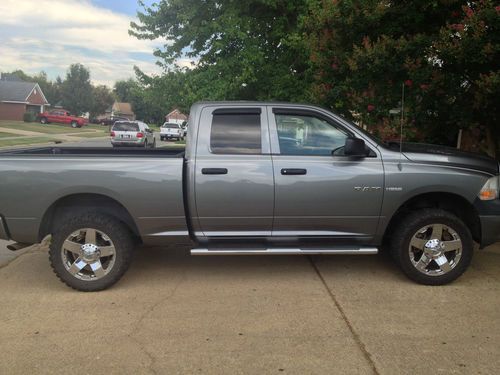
[191,247,378,255]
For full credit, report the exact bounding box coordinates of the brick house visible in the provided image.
[0,79,49,121]
[165,109,187,125]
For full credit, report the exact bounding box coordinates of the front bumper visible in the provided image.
[474,199,500,247]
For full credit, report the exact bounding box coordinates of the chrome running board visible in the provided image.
[190,247,378,255]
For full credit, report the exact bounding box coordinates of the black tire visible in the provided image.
[49,212,134,291]
[71,121,78,128]
[390,208,473,285]
[40,117,48,124]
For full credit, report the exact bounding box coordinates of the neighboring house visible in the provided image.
[165,109,187,125]
[111,102,135,120]
[0,79,49,121]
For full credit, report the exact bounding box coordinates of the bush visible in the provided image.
[23,112,35,122]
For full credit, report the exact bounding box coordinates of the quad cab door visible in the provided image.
[193,106,274,239]
[268,106,384,243]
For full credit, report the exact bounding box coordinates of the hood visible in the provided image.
[399,142,499,175]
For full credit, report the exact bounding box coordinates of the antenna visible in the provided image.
[398,82,405,171]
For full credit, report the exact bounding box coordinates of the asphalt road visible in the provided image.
[1,239,500,374]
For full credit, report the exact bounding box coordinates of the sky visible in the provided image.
[0,0,176,86]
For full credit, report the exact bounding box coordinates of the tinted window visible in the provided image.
[275,114,348,156]
[112,122,139,131]
[210,113,261,154]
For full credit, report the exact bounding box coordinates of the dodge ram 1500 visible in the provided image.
[1,102,499,291]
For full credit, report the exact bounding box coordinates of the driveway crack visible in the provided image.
[308,256,380,375]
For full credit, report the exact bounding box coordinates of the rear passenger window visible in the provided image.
[210,111,261,154]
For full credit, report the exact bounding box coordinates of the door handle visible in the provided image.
[202,168,228,175]
[281,168,307,175]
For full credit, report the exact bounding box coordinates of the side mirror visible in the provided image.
[344,137,368,157]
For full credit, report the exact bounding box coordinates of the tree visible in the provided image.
[61,64,93,115]
[114,78,138,103]
[89,85,114,120]
[305,0,500,156]
[130,0,310,102]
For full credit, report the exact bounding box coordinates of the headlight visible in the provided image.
[478,176,499,201]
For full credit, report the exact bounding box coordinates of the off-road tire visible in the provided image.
[49,212,134,291]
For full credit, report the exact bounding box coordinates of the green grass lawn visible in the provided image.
[0,121,106,135]
[0,137,59,148]
[0,131,17,138]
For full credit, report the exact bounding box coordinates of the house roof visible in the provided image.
[166,109,187,120]
[0,81,48,104]
[112,102,134,115]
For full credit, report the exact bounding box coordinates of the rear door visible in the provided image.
[194,106,274,238]
[269,106,384,243]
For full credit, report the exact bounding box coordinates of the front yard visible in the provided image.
[0,120,107,134]
[0,120,108,148]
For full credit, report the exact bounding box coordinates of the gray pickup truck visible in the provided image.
[1,102,499,291]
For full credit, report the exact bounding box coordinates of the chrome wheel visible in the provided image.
[408,224,463,276]
[61,228,116,281]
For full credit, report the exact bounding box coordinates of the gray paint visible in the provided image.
[0,101,499,248]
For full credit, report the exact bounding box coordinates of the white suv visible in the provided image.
[110,121,156,148]
[160,122,184,141]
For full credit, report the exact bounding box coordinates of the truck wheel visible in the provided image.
[390,208,473,285]
[49,212,134,291]
[40,117,48,124]
[71,121,78,128]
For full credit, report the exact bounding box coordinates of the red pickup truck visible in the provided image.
[37,110,88,128]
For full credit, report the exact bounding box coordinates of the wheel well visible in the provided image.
[39,193,140,242]
[383,192,481,244]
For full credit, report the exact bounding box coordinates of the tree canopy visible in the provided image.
[131,0,500,156]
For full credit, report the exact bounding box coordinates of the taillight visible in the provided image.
[137,132,144,138]
[110,131,115,137]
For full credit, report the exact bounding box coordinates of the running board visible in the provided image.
[190,247,378,255]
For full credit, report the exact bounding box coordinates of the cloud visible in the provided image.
[0,0,163,86]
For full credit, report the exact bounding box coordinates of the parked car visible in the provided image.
[37,110,87,128]
[160,122,184,141]
[99,116,129,126]
[110,121,155,148]
[1,101,499,291]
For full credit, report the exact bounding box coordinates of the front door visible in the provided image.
[194,106,274,238]
[269,107,384,243]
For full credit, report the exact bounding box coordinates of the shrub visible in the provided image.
[23,112,35,122]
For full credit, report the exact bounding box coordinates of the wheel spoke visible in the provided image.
[415,254,431,271]
[68,258,87,275]
[85,229,96,244]
[410,237,427,250]
[89,261,106,278]
[442,239,462,252]
[63,240,81,255]
[430,224,443,240]
[435,255,452,273]
[99,245,115,257]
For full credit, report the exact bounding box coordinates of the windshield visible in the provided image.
[112,122,139,132]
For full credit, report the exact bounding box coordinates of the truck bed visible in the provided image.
[0,146,185,157]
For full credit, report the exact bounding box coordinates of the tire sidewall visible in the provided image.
[49,212,133,291]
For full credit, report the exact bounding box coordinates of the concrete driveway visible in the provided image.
[1,242,499,374]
